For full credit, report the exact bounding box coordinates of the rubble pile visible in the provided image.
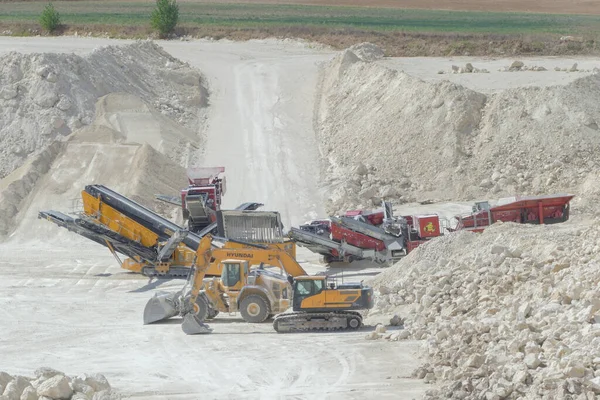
[315,44,600,215]
[368,222,600,399]
[0,368,119,400]
[0,41,207,179]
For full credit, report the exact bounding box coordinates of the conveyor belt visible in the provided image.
[289,227,368,259]
[86,185,205,250]
[84,186,263,250]
[41,186,266,267]
[331,216,397,242]
[39,210,157,262]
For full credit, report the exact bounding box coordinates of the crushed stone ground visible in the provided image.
[368,220,600,399]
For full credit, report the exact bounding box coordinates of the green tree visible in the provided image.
[39,2,61,34]
[150,0,179,38]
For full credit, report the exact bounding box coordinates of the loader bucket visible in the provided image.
[143,292,179,325]
[181,313,213,335]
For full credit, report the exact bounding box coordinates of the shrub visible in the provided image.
[39,2,61,34]
[150,0,179,38]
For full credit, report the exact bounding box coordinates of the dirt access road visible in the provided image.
[0,37,426,399]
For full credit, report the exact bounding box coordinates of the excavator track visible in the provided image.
[141,266,191,279]
[273,311,363,333]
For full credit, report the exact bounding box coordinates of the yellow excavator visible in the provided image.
[144,234,375,334]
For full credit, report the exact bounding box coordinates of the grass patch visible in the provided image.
[1,2,600,56]
[2,2,600,35]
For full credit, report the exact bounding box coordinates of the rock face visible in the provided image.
[368,221,600,399]
[315,44,600,215]
[0,369,119,400]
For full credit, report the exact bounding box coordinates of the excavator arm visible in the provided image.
[185,235,215,310]
[209,246,307,278]
[143,235,216,333]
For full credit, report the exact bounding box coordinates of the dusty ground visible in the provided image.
[0,37,331,228]
[0,241,426,399]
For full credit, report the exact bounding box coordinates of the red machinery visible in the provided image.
[181,167,226,232]
[344,208,385,226]
[156,167,227,234]
[292,194,574,265]
[454,194,573,233]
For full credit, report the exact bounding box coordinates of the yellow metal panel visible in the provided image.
[300,291,328,309]
[299,289,361,310]
[225,240,296,257]
[81,191,159,247]
[82,190,100,216]
[121,258,144,273]
[325,289,359,307]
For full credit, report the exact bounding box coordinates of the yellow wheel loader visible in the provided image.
[143,234,375,335]
[143,234,307,334]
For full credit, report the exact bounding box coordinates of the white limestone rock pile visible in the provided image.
[315,45,600,215]
[368,221,600,399]
[0,40,207,179]
[0,368,119,400]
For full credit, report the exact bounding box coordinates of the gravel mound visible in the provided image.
[315,45,600,215]
[0,40,207,179]
[0,368,119,400]
[348,42,385,62]
[0,93,189,239]
[368,221,600,399]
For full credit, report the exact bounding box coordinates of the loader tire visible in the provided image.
[240,294,270,323]
[194,294,210,321]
